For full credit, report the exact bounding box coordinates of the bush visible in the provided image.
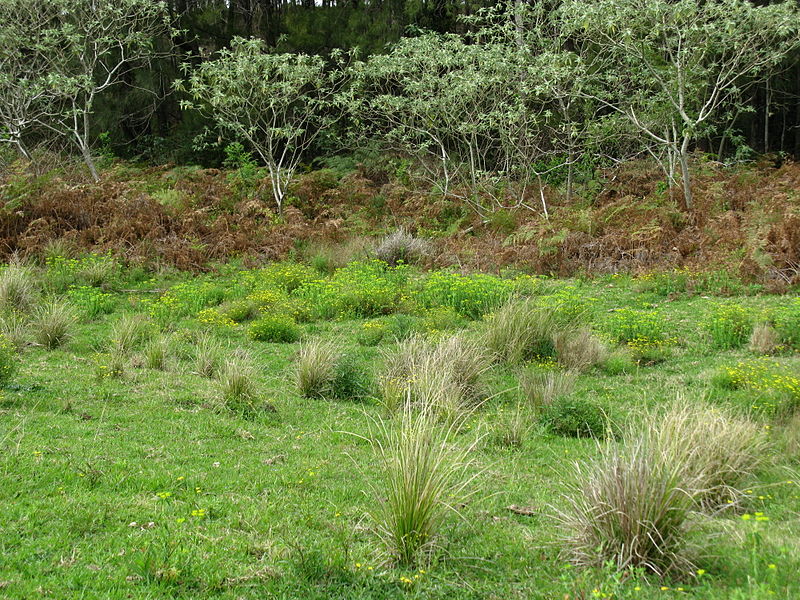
[31,300,76,349]
[375,229,431,266]
[67,285,115,320]
[248,314,301,343]
[0,333,18,384]
[605,308,668,345]
[711,358,800,416]
[553,328,608,372]
[218,299,259,323]
[0,262,37,312]
[703,303,752,349]
[369,407,479,567]
[539,397,608,438]
[296,260,409,319]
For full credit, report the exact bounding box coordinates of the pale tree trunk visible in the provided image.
[679,134,693,212]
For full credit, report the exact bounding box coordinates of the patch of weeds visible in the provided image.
[248,314,301,343]
[539,397,609,438]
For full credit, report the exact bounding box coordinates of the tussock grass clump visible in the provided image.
[0,262,38,312]
[484,299,584,364]
[296,339,373,401]
[0,310,28,351]
[493,403,530,449]
[218,356,259,414]
[375,228,430,267]
[142,336,172,371]
[193,333,226,378]
[369,406,479,567]
[558,399,770,576]
[109,314,155,354]
[380,334,489,416]
[651,400,770,511]
[519,368,576,409]
[558,433,698,576]
[31,300,76,349]
[296,339,340,398]
[553,328,608,372]
[748,322,781,355]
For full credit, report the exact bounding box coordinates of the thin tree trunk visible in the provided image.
[679,135,693,212]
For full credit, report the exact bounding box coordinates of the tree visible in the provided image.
[0,1,61,160]
[38,0,175,181]
[559,0,800,211]
[177,37,348,216]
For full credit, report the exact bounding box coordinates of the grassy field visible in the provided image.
[0,253,799,599]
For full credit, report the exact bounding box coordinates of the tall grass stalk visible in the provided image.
[370,405,480,567]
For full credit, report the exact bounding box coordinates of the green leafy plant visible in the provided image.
[703,303,752,349]
[248,314,301,343]
[539,397,608,438]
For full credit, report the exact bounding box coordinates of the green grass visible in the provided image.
[0,260,799,598]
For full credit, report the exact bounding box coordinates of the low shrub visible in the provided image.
[67,285,115,320]
[703,303,752,350]
[418,271,514,319]
[773,297,800,349]
[375,229,430,266]
[296,260,409,319]
[605,308,668,345]
[218,299,259,323]
[711,358,800,416]
[539,397,608,438]
[31,300,76,349]
[248,314,301,343]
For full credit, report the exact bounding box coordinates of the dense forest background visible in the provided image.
[98,0,800,167]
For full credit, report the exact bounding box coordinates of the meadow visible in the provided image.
[0,248,799,599]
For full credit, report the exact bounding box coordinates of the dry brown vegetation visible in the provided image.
[1,158,799,284]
